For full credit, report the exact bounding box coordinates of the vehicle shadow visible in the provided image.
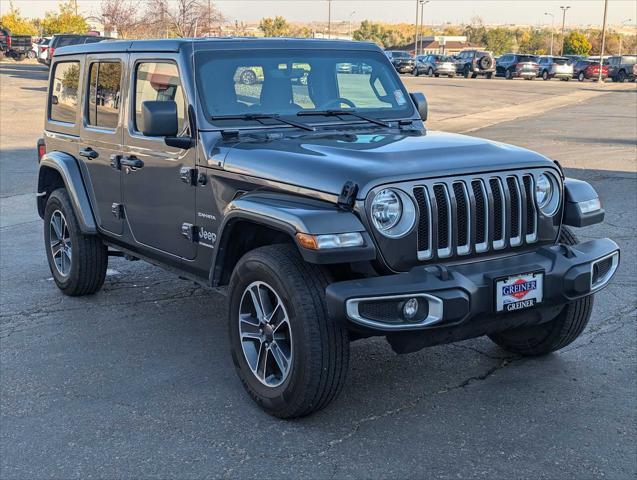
[0,62,49,81]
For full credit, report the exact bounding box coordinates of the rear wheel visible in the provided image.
[617,70,627,83]
[542,70,549,80]
[27,50,36,59]
[463,67,470,78]
[505,69,513,80]
[228,244,349,418]
[44,188,108,296]
[488,227,594,356]
[578,71,585,82]
[412,67,419,76]
[428,67,434,76]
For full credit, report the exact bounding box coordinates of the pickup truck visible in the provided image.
[0,27,32,60]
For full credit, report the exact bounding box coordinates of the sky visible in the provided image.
[1,0,636,27]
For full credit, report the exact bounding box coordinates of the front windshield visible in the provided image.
[195,49,414,122]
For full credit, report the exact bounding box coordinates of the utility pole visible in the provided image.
[418,1,424,55]
[208,0,211,37]
[544,12,555,55]
[559,6,570,55]
[327,0,332,39]
[73,0,78,16]
[414,0,419,55]
[598,0,608,82]
[348,11,356,39]
[618,19,632,55]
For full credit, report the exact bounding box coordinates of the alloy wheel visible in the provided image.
[239,281,293,387]
[49,209,72,277]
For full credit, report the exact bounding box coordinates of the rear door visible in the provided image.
[122,54,196,260]
[79,54,126,235]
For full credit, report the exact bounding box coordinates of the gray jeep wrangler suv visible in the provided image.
[37,38,619,418]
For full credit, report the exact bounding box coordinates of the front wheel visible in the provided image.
[489,227,593,356]
[228,244,349,418]
[578,72,585,82]
[44,188,108,296]
[542,70,549,80]
[505,69,513,80]
[617,70,627,83]
[412,67,419,76]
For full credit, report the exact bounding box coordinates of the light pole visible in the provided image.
[559,6,570,55]
[348,11,356,39]
[418,1,430,55]
[618,19,632,55]
[414,0,419,55]
[327,0,332,39]
[598,0,609,82]
[544,12,555,55]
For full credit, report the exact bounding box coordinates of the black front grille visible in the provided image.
[411,172,541,260]
[433,185,449,250]
[414,187,429,252]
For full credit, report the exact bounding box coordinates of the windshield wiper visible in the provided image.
[297,109,392,128]
[210,113,315,132]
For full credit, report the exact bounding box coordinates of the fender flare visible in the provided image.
[38,152,97,234]
[209,192,376,286]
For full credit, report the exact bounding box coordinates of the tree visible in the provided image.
[563,31,592,56]
[483,27,515,55]
[0,2,38,36]
[258,16,290,37]
[41,0,88,35]
[99,0,139,38]
[144,0,224,38]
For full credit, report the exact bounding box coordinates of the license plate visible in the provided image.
[495,272,543,312]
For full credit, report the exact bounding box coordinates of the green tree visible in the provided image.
[41,0,88,35]
[483,27,515,55]
[0,2,38,35]
[258,16,290,37]
[563,31,592,56]
[352,20,386,46]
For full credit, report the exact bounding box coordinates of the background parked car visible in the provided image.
[45,34,112,66]
[0,27,33,60]
[453,50,495,78]
[537,56,573,81]
[496,54,539,79]
[384,50,416,74]
[573,59,608,81]
[36,37,51,64]
[606,55,637,82]
[413,54,456,77]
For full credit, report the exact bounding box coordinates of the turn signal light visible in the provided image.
[296,232,364,250]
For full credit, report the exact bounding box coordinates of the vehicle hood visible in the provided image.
[219,129,556,200]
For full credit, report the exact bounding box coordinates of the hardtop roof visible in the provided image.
[54,37,381,57]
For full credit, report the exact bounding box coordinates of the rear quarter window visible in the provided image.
[50,61,81,124]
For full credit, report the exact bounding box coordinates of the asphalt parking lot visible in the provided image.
[1,62,636,479]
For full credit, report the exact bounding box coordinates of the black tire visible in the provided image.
[434,73,440,77]
[448,74,454,78]
[471,72,478,79]
[412,67,419,76]
[463,67,470,78]
[228,244,349,418]
[428,67,434,77]
[617,70,626,83]
[505,69,513,80]
[485,72,493,79]
[240,69,257,85]
[488,227,593,356]
[578,71,585,82]
[27,50,36,59]
[44,188,108,296]
[542,70,549,80]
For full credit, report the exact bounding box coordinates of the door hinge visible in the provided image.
[110,154,122,170]
[337,180,358,211]
[180,167,208,186]
[111,203,125,219]
[181,223,199,242]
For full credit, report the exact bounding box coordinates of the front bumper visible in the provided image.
[326,238,619,335]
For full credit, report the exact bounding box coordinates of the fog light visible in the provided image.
[402,298,419,320]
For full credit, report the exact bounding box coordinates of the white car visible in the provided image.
[35,38,51,63]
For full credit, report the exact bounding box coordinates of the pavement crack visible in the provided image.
[321,357,514,453]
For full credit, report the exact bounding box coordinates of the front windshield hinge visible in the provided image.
[221,130,240,140]
[337,181,359,211]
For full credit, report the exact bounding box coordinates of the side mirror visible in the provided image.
[141,100,178,137]
[409,92,428,122]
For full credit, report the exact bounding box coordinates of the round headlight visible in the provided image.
[371,189,402,231]
[535,172,560,216]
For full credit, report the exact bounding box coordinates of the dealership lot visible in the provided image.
[1,63,636,479]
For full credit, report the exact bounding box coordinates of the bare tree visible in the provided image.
[99,0,139,38]
[145,0,224,38]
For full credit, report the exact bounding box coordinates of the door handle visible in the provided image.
[120,156,144,169]
[79,147,99,159]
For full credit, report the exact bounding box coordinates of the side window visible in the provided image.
[50,61,81,124]
[134,62,186,134]
[87,61,122,129]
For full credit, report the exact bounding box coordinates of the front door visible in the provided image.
[122,56,196,260]
[79,55,126,235]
